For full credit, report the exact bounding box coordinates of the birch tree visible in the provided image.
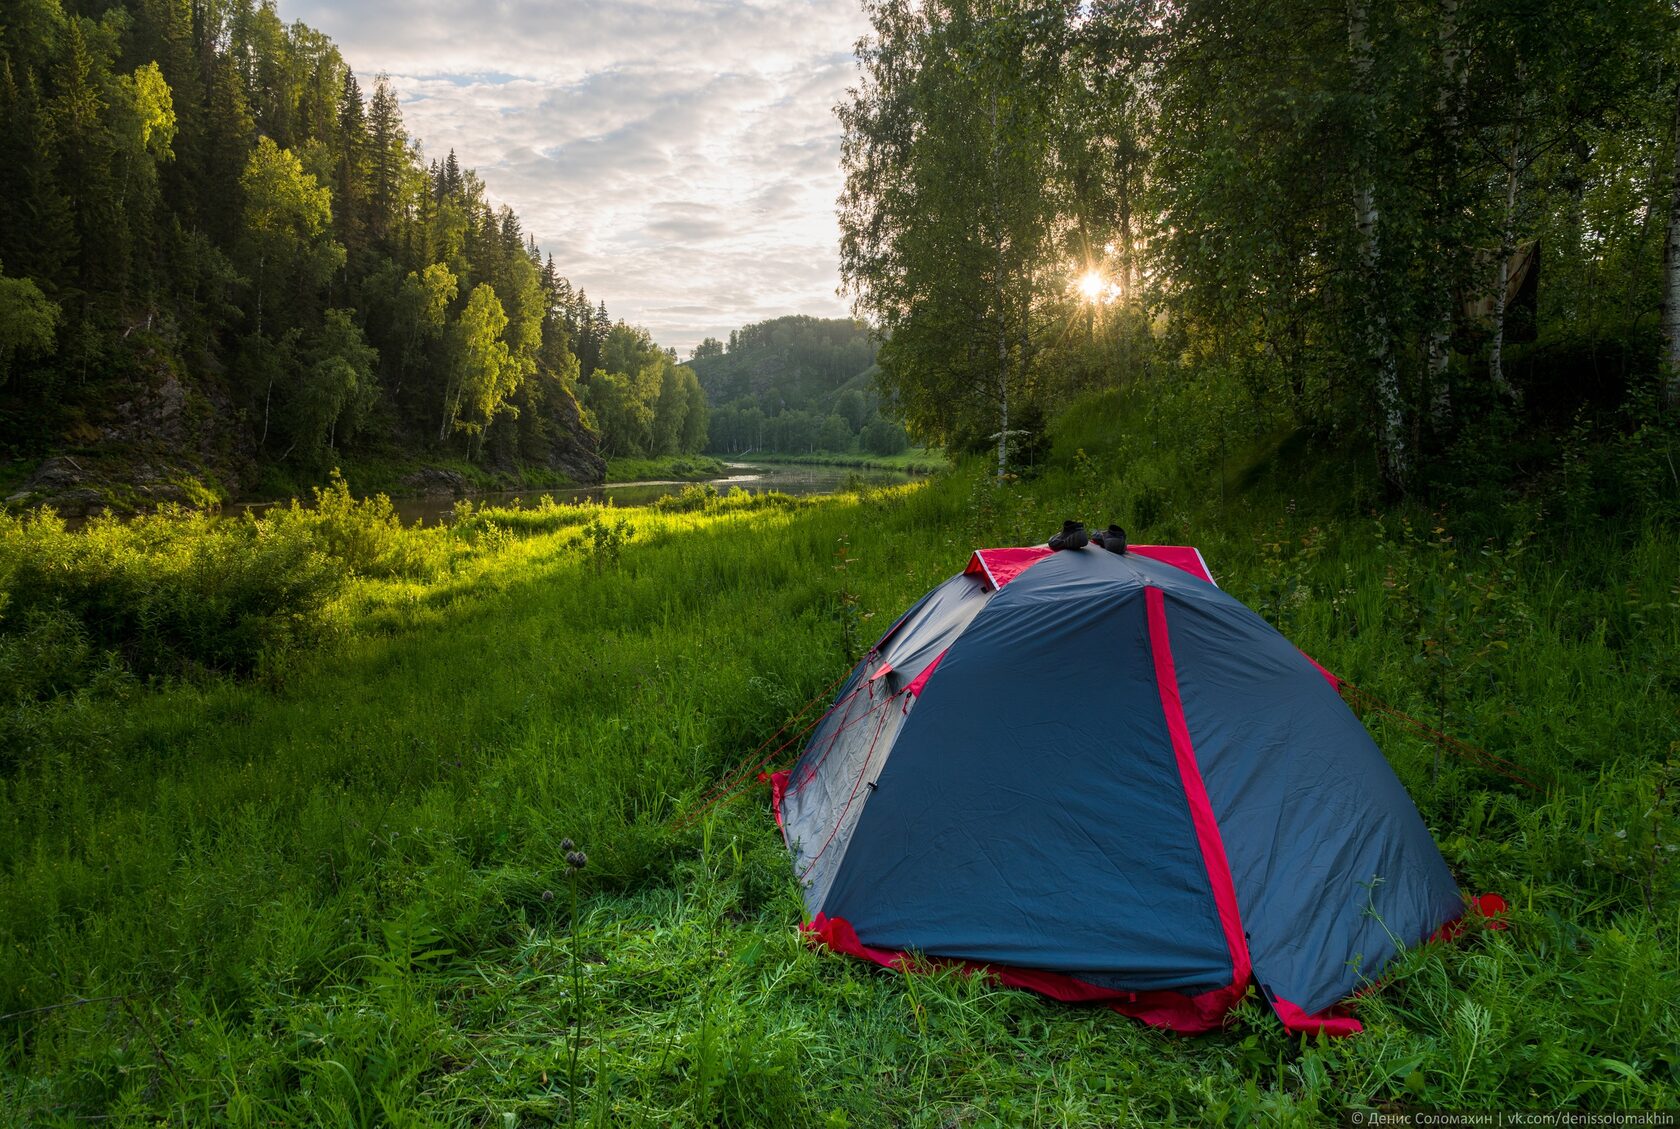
[1663,71,1680,404]
[838,0,1067,478]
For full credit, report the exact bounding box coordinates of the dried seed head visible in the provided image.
[560,838,575,852]
[566,850,588,870]
[541,890,554,902]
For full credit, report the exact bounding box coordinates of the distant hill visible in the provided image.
[688,316,908,455]
[687,316,875,411]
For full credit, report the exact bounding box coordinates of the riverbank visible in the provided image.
[719,449,949,474]
[604,454,730,483]
[8,451,739,522]
[2,389,1675,1122]
[252,453,596,502]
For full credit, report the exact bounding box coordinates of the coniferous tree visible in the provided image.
[334,68,369,258]
[367,73,404,240]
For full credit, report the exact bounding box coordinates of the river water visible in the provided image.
[284,462,919,526]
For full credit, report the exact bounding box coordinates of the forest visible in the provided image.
[690,315,911,456]
[0,0,710,511]
[838,0,1680,496]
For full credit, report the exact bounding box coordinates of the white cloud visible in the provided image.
[283,0,868,354]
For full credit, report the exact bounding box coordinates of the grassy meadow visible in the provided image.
[1,390,1677,1126]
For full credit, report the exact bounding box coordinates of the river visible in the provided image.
[234,462,922,526]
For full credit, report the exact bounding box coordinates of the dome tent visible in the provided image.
[771,543,1464,1036]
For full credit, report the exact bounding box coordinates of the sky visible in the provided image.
[285,0,870,357]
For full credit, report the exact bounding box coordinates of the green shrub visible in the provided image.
[654,483,721,513]
[0,505,346,689]
[260,471,441,578]
[0,603,97,707]
[577,512,635,573]
[456,494,599,537]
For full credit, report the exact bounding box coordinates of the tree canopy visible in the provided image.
[687,316,897,456]
[837,0,1680,487]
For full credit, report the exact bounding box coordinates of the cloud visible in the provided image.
[283,0,867,354]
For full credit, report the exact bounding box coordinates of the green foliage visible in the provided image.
[654,483,721,514]
[0,267,60,376]
[262,472,441,579]
[832,534,864,665]
[693,316,892,456]
[114,60,174,159]
[446,283,514,451]
[0,387,1677,1120]
[839,3,1064,476]
[859,417,908,456]
[288,308,379,460]
[0,505,343,686]
[578,325,708,459]
[0,1,619,488]
[576,509,635,574]
[838,0,1680,494]
[745,449,948,475]
[605,454,729,483]
[240,135,342,335]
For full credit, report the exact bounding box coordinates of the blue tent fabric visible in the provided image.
[777,544,1463,1034]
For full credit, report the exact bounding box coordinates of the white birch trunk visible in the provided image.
[1427,0,1463,421]
[990,92,1010,480]
[1662,74,1680,406]
[1488,125,1521,398]
[1350,0,1407,489]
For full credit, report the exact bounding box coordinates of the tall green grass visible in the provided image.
[1,392,1675,1125]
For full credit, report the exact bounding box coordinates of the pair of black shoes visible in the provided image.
[1048,520,1128,554]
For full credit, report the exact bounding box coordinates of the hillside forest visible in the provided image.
[0,0,714,508]
[688,315,912,457]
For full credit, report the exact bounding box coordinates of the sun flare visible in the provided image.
[1076,270,1107,302]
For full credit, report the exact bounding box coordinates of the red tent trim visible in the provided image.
[769,769,790,830]
[1270,994,1364,1037]
[803,913,1246,1034]
[1145,585,1254,999]
[1299,650,1342,691]
[1131,545,1217,586]
[965,544,1220,592]
[965,547,1053,590]
[905,650,947,697]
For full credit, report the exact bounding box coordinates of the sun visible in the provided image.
[1076,270,1107,302]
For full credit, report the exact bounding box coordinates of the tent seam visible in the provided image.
[1144,585,1253,999]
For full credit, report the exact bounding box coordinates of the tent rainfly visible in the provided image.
[772,542,1467,1036]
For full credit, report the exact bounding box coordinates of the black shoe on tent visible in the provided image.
[1092,524,1128,554]
[1048,520,1089,551]
[772,542,1464,1036]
